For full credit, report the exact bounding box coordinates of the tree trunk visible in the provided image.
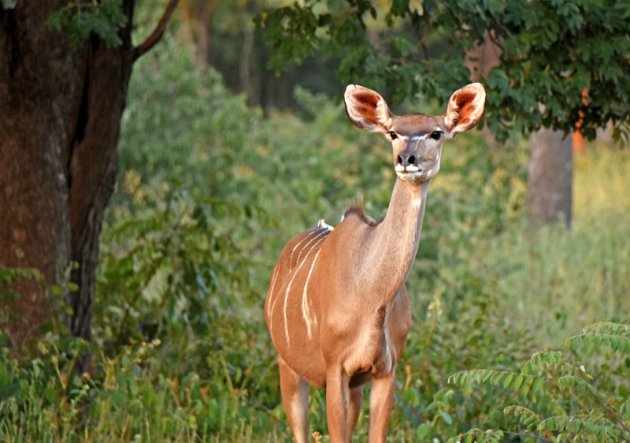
[0,0,135,359]
[527,128,573,229]
[464,33,574,230]
[466,31,501,143]
[194,0,213,65]
[239,10,254,104]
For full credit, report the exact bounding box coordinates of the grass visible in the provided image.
[482,146,630,347]
[3,143,628,442]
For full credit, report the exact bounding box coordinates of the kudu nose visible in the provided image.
[396,152,417,167]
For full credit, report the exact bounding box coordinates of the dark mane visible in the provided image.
[343,205,382,227]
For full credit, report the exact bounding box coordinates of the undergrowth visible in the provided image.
[1,40,629,442]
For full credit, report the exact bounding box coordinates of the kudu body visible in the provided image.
[264,83,486,442]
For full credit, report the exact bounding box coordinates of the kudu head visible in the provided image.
[344,83,486,183]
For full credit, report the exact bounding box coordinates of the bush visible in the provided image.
[449,323,630,442]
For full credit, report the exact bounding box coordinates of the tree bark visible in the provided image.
[0,2,74,345]
[0,1,135,359]
[466,31,501,144]
[239,9,254,104]
[194,0,214,65]
[464,33,573,230]
[67,17,136,345]
[527,128,573,229]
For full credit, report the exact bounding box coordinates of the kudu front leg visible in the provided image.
[278,357,310,443]
[326,368,351,442]
[368,371,397,443]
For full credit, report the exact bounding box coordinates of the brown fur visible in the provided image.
[343,205,381,227]
[392,114,442,136]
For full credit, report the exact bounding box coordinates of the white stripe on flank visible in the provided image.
[301,249,321,339]
[266,266,280,321]
[282,236,323,346]
[289,229,320,264]
[296,230,327,264]
[268,283,282,337]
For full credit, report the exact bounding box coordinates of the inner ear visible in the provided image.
[444,83,486,135]
[344,85,392,133]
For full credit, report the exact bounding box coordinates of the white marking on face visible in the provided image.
[396,171,422,182]
[301,249,321,339]
[410,133,430,141]
[395,164,420,173]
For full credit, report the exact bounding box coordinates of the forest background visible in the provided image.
[1,0,629,441]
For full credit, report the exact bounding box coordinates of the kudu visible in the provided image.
[264,83,486,442]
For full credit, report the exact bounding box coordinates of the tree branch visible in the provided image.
[132,0,180,62]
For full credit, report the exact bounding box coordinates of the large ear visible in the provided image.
[443,83,486,136]
[344,84,393,133]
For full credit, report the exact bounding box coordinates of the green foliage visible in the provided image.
[450,428,505,443]
[0,266,41,304]
[448,324,630,442]
[2,36,630,441]
[258,0,630,141]
[46,0,127,48]
[567,322,630,354]
[0,337,286,442]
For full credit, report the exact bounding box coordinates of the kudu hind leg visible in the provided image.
[368,372,396,443]
[278,356,310,443]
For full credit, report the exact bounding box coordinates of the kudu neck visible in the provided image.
[361,177,429,300]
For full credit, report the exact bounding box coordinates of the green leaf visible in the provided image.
[440,410,453,426]
[416,423,432,440]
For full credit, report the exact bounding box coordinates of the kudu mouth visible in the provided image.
[394,165,425,182]
[394,164,421,174]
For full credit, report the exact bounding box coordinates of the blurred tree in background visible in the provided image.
[257,0,630,140]
[0,0,177,362]
[256,0,630,228]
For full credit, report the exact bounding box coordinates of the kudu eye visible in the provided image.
[388,131,398,140]
[430,130,442,140]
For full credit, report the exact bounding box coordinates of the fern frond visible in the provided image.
[537,415,621,441]
[555,375,597,394]
[581,322,630,336]
[449,428,505,443]
[565,333,630,354]
[521,351,568,375]
[503,405,543,430]
[448,369,546,396]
